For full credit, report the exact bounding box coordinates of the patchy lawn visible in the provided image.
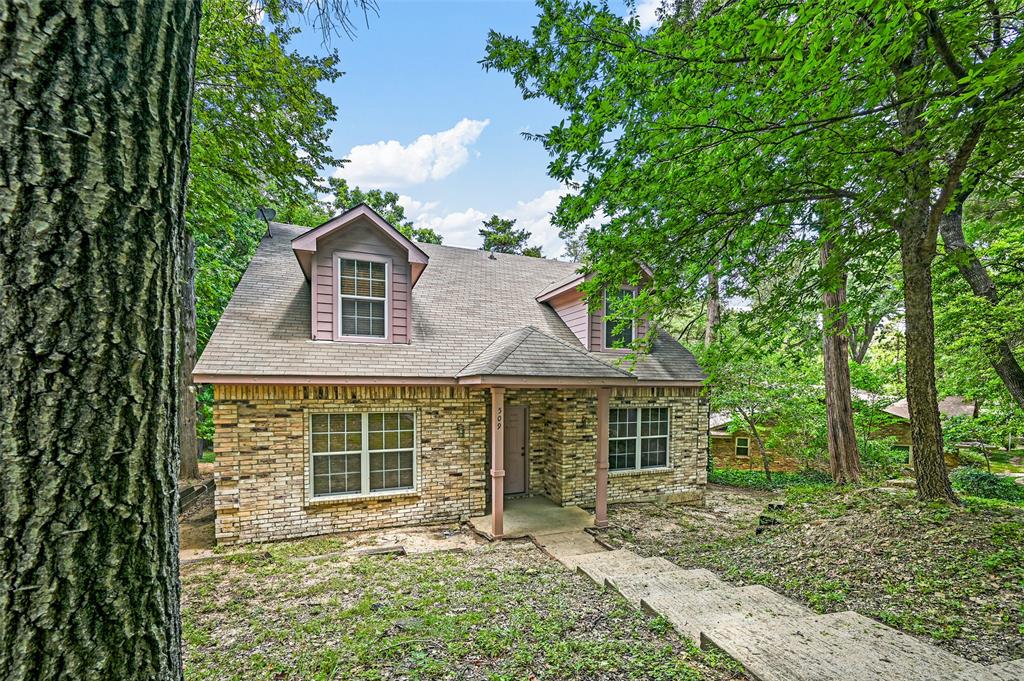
[605,484,1024,664]
[181,536,742,680]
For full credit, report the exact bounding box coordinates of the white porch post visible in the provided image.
[490,386,506,538]
[595,387,610,528]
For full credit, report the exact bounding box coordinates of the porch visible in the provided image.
[468,495,594,540]
[477,385,614,539]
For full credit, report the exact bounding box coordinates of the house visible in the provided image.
[193,205,709,546]
[709,393,971,472]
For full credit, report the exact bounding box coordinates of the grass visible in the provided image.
[706,468,832,490]
[606,484,1024,664]
[181,540,742,680]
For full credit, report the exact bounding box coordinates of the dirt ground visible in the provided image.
[605,483,1024,664]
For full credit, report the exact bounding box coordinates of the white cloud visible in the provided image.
[400,186,598,259]
[634,0,663,29]
[336,118,490,188]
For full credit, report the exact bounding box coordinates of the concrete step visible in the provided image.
[703,610,987,681]
[607,567,726,607]
[641,584,812,643]
[563,548,635,572]
[950,658,1024,681]
[576,551,653,585]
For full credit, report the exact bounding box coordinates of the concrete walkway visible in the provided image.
[469,496,594,540]
[568,547,1022,681]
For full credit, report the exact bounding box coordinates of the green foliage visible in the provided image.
[327,177,443,244]
[857,439,909,482]
[707,469,831,490]
[190,0,342,350]
[951,468,1024,503]
[478,214,543,256]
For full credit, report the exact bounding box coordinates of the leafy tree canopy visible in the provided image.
[479,214,543,256]
[327,177,443,244]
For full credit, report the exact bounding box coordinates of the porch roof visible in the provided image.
[456,326,632,380]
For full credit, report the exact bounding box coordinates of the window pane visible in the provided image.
[609,438,636,471]
[641,408,668,437]
[369,446,413,491]
[610,408,637,439]
[312,455,329,475]
[641,437,668,468]
[399,413,414,429]
[313,475,329,496]
[311,433,329,453]
[368,430,384,450]
[311,414,329,433]
[368,413,384,431]
[604,289,634,347]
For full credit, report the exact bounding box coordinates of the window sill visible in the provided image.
[306,488,419,506]
[609,466,674,477]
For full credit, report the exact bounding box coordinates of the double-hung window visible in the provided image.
[310,412,415,497]
[339,257,387,338]
[608,407,669,471]
[604,288,636,348]
[735,437,750,458]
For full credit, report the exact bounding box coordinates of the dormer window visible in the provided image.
[604,288,636,349]
[340,257,388,338]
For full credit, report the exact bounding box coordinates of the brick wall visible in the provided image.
[212,385,489,545]
[213,384,707,546]
[710,430,803,473]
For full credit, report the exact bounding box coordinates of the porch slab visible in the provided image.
[469,496,594,540]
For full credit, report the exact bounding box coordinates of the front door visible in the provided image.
[503,406,528,495]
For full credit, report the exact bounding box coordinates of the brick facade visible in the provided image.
[213,384,708,546]
[710,430,803,473]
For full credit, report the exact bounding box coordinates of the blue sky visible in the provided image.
[288,0,659,257]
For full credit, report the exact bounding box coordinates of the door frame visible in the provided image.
[504,404,529,496]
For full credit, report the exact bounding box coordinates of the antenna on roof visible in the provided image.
[488,250,497,260]
[257,206,276,239]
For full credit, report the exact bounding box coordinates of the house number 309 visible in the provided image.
[496,407,503,430]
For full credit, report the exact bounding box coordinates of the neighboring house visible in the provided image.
[193,205,709,546]
[710,394,971,472]
[709,412,803,473]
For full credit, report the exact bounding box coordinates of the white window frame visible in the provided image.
[603,287,637,350]
[308,410,417,501]
[735,436,750,458]
[336,253,391,341]
[608,406,671,472]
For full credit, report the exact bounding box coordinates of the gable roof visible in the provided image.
[290,204,430,286]
[884,396,976,420]
[193,221,705,385]
[457,326,633,380]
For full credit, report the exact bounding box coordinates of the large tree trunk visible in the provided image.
[179,233,200,480]
[900,218,957,502]
[820,241,861,484]
[939,202,1024,408]
[704,261,721,345]
[0,3,201,680]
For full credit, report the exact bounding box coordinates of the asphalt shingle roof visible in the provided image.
[194,221,705,383]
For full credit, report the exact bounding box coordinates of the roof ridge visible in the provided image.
[457,326,534,377]
[514,326,635,377]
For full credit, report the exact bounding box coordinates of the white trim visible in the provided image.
[602,287,637,351]
[607,405,670,472]
[306,409,418,501]
[336,252,392,342]
[734,436,750,458]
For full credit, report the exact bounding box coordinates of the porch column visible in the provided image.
[490,386,506,538]
[595,387,610,528]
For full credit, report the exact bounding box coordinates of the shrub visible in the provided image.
[950,468,1024,503]
[859,440,910,482]
[708,468,832,490]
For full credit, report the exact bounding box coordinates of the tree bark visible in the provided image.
[179,233,200,480]
[900,218,957,502]
[893,36,957,503]
[848,320,877,364]
[0,3,201,680]
[704,261,721,345]
[738,407,772,482]
[820,241,861,484]
[939,202,1024,408]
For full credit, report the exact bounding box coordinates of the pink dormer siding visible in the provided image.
[548,289,590,349]
[541,279,651,352]
[310,221,411,343]
[292,204,429,345]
